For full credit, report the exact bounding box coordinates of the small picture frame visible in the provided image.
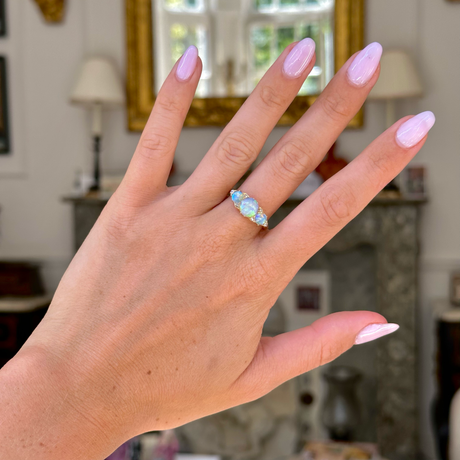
[451,272,460,306]
[278,270,330,332]
[402,164,427,198]
[0,0,6,37]
[0,56,10,154]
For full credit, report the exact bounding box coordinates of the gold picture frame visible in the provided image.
[126,0,365,131]
[33,0,66,23]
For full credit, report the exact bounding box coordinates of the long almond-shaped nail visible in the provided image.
[396,111,436,148]
[176,46,198,82]
[354,323,399,345]
[347,42,383,87]
[283,38,316,79]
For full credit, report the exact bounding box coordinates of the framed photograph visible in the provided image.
[278,270,330,332]
[0,57,10,154]
[0,0,6,37]
[402,164,427,198]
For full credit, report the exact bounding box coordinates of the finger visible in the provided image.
[181,39,316,211]
[262,111,435,271]
[238,42,383,219]
[233,311,395,399]
[120,46,202,206]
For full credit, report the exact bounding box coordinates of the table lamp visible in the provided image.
[368,50,423,128]
[70,57,125,192]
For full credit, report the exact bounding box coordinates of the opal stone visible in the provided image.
[240,197,259,218]
[231,191,245,205]
[255,212,267,226]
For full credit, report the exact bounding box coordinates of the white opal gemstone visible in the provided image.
[231,191,245,205]
[255,212,267,226]
[240,198,259,218]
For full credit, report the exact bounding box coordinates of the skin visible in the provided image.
[0,43,430,460]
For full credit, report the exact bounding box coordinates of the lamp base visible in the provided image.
[91,135,102,192]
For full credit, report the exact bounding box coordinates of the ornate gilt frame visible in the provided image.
[126,0,365,130]
[33,0,66,23]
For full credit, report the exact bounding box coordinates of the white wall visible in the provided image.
[0,0,459,458]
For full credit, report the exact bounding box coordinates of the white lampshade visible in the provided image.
[369,50,423,100]
[70,57,125,107]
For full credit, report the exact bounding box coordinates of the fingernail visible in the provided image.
[354,323,399,345]
[347,42,383,87]
[283,38,316,79]
[396,111,436,148]
[176,46,198,82]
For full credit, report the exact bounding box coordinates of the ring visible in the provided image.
[230,190,268,228]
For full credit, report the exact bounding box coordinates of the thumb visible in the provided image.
[233,311,398,402]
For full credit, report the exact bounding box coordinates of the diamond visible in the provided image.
[240,197,259,218]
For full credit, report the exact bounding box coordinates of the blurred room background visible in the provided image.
[0,1,459,460]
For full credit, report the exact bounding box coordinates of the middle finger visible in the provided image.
[181,38,316,210]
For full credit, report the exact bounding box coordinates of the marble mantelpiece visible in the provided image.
[64,195,425,460]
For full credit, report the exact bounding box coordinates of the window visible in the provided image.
[249,0,334,95]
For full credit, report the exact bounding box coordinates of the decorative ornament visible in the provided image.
[33,0,66,23]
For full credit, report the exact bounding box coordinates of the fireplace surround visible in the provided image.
[65,196,424,460]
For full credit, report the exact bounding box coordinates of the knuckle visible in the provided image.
[275,137,315,181]
[366,149,392,186]
[139,132,173,160]
[155,94,184,116]
[259,84,286,110]
[310,324,343,367]
[320,92,350,122]
[316,185,355,227]
[217,132,257,170]
[317,336,342,366]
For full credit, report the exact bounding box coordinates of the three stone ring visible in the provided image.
[230,190,268,228]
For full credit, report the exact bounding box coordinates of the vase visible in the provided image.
[321,366,362,441]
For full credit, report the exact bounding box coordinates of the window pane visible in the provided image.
[254,0,273,10]
[277,26,295,55]
[251,26,274,70]
[280,0,300,8]
[164,0,184,10]
[170,23,206,65]
[300,23,320,42]
[164,0,203,12]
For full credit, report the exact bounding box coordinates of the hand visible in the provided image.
[0,41,434,460]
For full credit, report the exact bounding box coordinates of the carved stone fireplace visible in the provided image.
[65,196,424,460]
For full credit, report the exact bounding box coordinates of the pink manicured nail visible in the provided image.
[176,46,198,82]
[283,38,316,79]
[396,111,436,148]
[347,42,383,87]
[354,323,399,345]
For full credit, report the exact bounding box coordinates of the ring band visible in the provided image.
[230,190,268,228]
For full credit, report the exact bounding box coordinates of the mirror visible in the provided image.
[153,0,334,98]
[126,0,364,129]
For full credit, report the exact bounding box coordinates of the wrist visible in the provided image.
[0,345,125,460]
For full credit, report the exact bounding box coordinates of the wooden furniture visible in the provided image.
[0,296,51,368]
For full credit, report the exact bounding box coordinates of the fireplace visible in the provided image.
[65,196,424,460]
